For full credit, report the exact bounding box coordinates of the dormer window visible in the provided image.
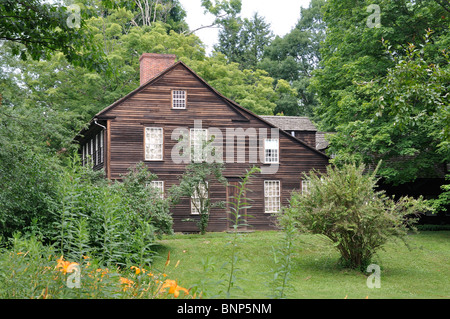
[172,90,186,109]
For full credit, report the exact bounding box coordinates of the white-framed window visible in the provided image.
[90,139,94,165]
[264,180,281,213]
[264,138,279,164]
[82,143,86,166]
[95,134,99,165]
[191,182,208,215]
[84,143,89,166]
[99,131,104,164]
[190,128,208,162]
[149,181,165,199]
[145,127,164,161]
[172,90,186,109]
[302,179,310,194]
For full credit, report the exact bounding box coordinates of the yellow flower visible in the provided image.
[55,256,79,275]
[119,277,134,291]
[161,279,189,298]
[131,266,146,275]
[96,268,109,278]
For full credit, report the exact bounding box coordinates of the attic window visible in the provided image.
[172,90,186,109]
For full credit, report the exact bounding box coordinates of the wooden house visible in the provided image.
[76,53,329,232]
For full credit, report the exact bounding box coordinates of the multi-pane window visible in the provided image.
[190,128,208,162]
[99,132,104,164]
[81,130,104,167]
[302,179,310,194]
[82,143,86,166]
[191,182,208,215]
[90,139,94,165]
[149,181,165,199]
[264,180,281,213]
[95,134,99,165]
[264,138,279,164]
[172,90,186,109]
[145,127,164,161]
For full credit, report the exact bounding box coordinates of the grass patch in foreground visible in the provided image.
[153,230,450,299]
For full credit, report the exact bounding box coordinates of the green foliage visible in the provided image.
[185,53,283,115]
[0,82,73,239]
[215,12,274,70]
[326,33,449,185]
[258,0,326,116]
[118,162,173,238]
[170,159,226,235]
[268,208,298,299]
[224,166,260,297]
[0,233,191,299]
[430,174,450,212]
[377,33,450,152]
[313,0,449,129]
[128,0,188,32]
[45,157,173,266]
[287,163,432,271]
[0,233,60,299]
[0,0,112,72]
[312,0,450,186]
[200,0,242,24]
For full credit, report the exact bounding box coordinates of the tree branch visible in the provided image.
[436,0,450,13]
[186,23,221,36]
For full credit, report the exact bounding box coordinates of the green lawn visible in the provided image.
[152,230,450,299]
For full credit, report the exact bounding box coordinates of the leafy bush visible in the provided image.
[287,163,432,270]
[0,146,60,240]
[118,162,173,238]
[48,157,173,266]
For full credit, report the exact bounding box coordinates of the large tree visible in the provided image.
[257,0,326,116]
[0,0,119,71]
[311,0,449,185]
[215,12,273,70]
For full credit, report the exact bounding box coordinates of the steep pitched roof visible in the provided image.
[261,116,318,132]
[83,60,328,159]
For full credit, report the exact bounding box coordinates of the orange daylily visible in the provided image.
[55,256,79,275]
[161,279,189,298]
[130,266,146,275]
[119,277,134,291]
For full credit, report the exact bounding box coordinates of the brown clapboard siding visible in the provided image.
[77,60,329,232]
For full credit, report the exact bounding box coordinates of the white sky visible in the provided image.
[178,0,311,54]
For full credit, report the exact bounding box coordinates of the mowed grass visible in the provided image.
[152,230,450,299]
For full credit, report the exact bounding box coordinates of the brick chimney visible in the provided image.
[139,53,177,86]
